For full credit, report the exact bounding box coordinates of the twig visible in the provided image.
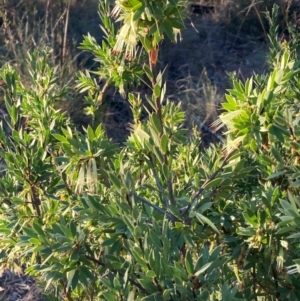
[59,279,75,301]
[62,0,71,63]
[133,193,178,222]
[181,148,237,216]
[149,55,175,207]
[252,265,258,301]
[166,173,175,206]
[250,272,275,297]
[44,0,50,43]
[85,255,148,294]
[272,265,280,300]
[148,157,170,207]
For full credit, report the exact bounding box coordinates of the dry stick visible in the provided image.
[59,0,64,69]
[62,0,71,64]
[44,0,50,43]
[232,0,256,47]
[252,2,267,41]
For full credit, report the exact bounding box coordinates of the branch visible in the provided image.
[85,255,148,294]
[59,279,75,301]
[132,193,178,222]
[252,265,258,301]
[148,157,170,207]
[180,148,237,216]
[272,265,280,300]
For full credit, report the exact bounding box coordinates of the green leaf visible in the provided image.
[160,134,168,154]
[87,125,95,140]
[23,227,38,239]
[198,202,213,213]
[271,146,284,165]
[266,170,286,180]
[203,178,222,189]
[131,246,147,268]
[153,146,164,164]
[162,163,170,181]
[57,243,73,251]
[151,113,162,133]
[194,212,220,234]
[143,64,153,81]
[194,261,213,277]
[139,278,157,292]
[268,124,285,143]
[103,292,117,301]
[108,173,121,189]
[243,213,258,227]
[53,134,69,143]
[276,225,298,235]
[154,84,161,98]
[146,270,156,278]
[32,221,45,237]
[290,181,300,188]
[167,18,184,30]
[185,250,193,275]
[66,269,76,290]
[69,221,77,238]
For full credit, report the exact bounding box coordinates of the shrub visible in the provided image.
[0,2,300,301]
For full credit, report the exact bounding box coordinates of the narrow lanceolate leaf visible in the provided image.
[53,134,68,143]
[185,250,193,275]
[162,163,170,181]
[154,84,161,98]
[66,269,76,291]
[203,178,222,190]
[151,113,162,133]
[160,134,168,154]
[108,173,121,189]
[194,212,220,234]
[271,146,284,165]
[87,125,96,140]
[194,261,213,277]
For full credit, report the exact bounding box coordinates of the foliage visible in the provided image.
[76,0,186,123]
[1,2,300,301]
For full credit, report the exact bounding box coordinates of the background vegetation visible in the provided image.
[0,0,298,142]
